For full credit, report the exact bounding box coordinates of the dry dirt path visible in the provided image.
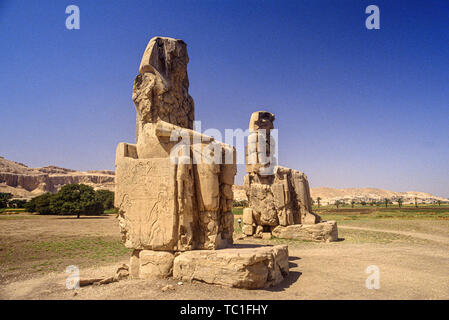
[1,242,448,300]
[1,215,448,299]
[338,225,449,244]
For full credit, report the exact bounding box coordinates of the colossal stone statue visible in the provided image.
[115,37,290,288]
[115,37,235,255]
[243,111,338,242]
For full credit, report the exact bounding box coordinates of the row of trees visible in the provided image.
[0,193,27,208]
[233,199,248,207]
[23,184,115,218]
[314,196,444,208]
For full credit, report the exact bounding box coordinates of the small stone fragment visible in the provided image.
[261,232,272,240]
[272,221,338,242]
[161,284,175,292]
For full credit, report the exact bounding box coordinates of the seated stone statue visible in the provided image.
[114,37,290,287]
[243,111,337,241]
[115,37,236,253]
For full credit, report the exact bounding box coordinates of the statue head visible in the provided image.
[133,36,195,141]
[138,36,189,86]
[249,111,275,132]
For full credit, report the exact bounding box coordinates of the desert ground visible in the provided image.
[0,206,448,300]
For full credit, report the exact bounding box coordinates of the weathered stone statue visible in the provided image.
[243,111,338,242]
[115,37,289,288]
[116,36,235,258]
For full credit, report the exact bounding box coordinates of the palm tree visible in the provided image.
[384,198,390,208]
[414,196,418,208]
[316,197,321,209]
[397,198,403,208]
[335,200,341,209]
[437,200,442,207]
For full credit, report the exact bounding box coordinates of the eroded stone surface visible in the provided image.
[134,36,194,141]
[115,36,236,253]
[173,245,289,289]
[139,250,175,279]
[272,221,338,242]
[243,111,337,242]
[115,37,295,288]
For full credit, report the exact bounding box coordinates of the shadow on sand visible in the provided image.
[55,215,111,220]
[266,255,302,292]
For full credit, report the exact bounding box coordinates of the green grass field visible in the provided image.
[232,204,449,221]
[232,204,449,243]
[0,235,132,275]
[0,208,26,214]
[315,205,449,221]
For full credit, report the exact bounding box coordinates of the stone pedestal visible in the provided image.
[272,221,338,242]
[173,245,289,289]
[129,249,175,279]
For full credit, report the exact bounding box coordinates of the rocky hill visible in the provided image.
[310,187,448,205]
[0,156,114,199]
[232,185,447,205]
[3,155,446,204]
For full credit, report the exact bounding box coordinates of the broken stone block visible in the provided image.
[261,232,272,240]
[114,264,130,281]
[129,249,141,279]
[272,221,338,242]
[139,250,175,279]
[173,245,289,289]
[242,207,253,225]
[161,284,175,292]
[242,224,254,236]
[79,278,104,287]
[254,225,264,238]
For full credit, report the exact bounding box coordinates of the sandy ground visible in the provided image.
[0,214,448,300]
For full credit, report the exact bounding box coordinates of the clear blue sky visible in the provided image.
[1,0,448,197]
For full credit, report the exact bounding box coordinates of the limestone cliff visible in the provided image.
[0,156,114,199]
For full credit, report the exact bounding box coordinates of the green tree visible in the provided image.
[361,201,367,206]
[95,189,115,210]
[316,197,321,208]
[384,198,390,208]
[8,199,27,208]
[437,200,442,207]
[397,198,403,208]
[351,200,356,208]
[50,184,104,218]
[335,200,341,209]
[25,193,54,214]
[0,192,13,208]
[233,200,248,207]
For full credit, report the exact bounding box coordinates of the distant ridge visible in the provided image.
[0,156,114,199]
[2,155,447,203]
[310,187,448,205]
[232,185,447,204]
